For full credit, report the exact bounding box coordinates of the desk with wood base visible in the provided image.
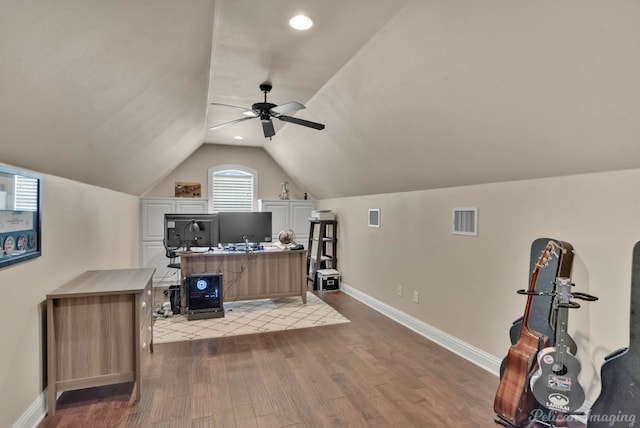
[179,249,307,312]
[46,268,155,416]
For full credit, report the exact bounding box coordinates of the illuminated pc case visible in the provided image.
[186,273,224,320]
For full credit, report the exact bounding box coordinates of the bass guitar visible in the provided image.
[530,277,585,414]
[494,241,558,427]
[588,241,640,427]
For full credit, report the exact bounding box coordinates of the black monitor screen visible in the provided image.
[164,213,219,249]
[218,211,272,245]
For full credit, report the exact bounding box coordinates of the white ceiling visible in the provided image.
[204,0,409,146]
[2,1,640,199]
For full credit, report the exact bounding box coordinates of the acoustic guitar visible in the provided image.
[494,241,558,427]
[588,241,640,427]
[500,238,577,378]
[530,277,585,414]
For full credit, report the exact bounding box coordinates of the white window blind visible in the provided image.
[212,170,253,212]
[14,176,39,211]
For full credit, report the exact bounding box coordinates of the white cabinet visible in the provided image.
[139,197,208,283]
[259,199,316,245]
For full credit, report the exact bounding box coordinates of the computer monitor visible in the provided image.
[164,213,219,250]
[218,211,272,245]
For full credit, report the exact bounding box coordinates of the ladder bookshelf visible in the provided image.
[307,219,338,290]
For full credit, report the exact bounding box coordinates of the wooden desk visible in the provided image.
[46,268,155,416]
[179,249,307,312]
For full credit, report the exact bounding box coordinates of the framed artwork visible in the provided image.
[175,182,201,198]
[0,166,42,269]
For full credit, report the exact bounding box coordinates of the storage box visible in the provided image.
[311,210,335,220]
[317,269,340,291]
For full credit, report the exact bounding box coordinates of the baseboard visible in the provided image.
[339,281,592,425]
[11,389,48,428]
[339,281,502,375]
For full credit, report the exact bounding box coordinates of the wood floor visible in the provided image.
[38,289,580,428]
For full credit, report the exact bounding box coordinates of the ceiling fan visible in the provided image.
[208,82,325,139]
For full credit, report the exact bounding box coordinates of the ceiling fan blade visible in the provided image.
[208,116,256,130]
[271,101,305,115]
[278,115,325,130]
[209,102,253,113]
[262,119,276,138]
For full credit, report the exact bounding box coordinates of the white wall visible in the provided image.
[145,143,311,200]
[318,167,640,404]
[0,167,139,427]
[270,0,640,200]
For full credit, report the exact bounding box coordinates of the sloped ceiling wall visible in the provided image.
[2,1,639,199]
[0,0,215,195]
[267,0,640,200]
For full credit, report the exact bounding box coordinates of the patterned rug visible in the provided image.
[153,292,349,344]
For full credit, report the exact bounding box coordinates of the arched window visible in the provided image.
[208,164,258,212]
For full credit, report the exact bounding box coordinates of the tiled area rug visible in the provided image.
[153,292,349,344]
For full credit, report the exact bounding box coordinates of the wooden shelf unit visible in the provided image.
[307,219,337,289]
[46,268,155,416]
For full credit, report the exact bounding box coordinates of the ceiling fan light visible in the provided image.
[243,110,257,117]
[289,15,312,31]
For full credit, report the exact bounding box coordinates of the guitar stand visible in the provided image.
[516,288,598,302]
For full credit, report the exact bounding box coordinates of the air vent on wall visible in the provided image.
[368,208,380,228]
[452,208,478,236]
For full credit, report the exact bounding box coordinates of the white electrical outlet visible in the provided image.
[413,291,419,303]
[397,285,403,296]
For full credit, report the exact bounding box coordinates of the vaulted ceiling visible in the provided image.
[2,1,639,198]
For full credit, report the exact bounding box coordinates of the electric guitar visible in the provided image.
[530,277,585,414]
[494,241,558,427]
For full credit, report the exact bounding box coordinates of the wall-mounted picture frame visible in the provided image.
[175,182,202,198]
[0,166,42,269]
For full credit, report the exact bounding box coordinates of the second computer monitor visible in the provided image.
[218,211,272,245]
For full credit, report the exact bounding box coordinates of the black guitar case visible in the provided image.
[588,241,640,427]
[500,238,576,378]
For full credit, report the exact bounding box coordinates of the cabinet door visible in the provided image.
[259,200,289,241]
[141,241,180,283]
[176,199,208,214]
[290,201,316,244]
[141,200,174,241]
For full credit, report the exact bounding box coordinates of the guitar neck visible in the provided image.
[520,242,557,339]
[554,278,572,357]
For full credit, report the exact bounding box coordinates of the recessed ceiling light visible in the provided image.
[289,15,313,31]
[233,135,244,140]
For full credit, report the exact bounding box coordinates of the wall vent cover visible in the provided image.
[368,208,380,228]
[452,208,478,236]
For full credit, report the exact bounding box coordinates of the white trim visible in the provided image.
[11,389,48,428]
[339,281,500,375]
[339,281,592,425]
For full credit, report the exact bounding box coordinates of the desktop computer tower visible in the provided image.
[186,273,224,320]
